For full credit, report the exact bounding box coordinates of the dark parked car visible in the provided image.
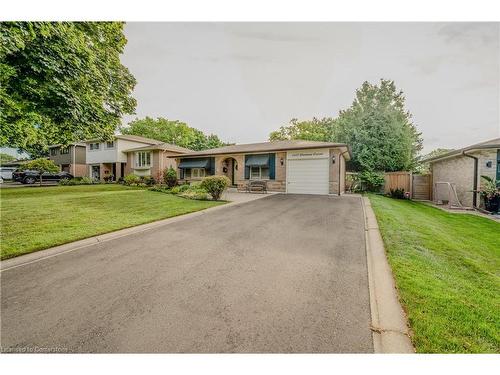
[12,169,73,184]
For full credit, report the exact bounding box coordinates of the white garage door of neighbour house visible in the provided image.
[286,149,330,195]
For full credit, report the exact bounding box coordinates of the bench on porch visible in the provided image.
[243,180,268,194]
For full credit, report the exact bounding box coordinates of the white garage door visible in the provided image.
[287,158,329,195]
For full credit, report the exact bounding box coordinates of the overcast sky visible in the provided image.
[121,22,499,153]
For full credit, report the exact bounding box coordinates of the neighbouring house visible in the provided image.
[85,134,191,181]
[172,140,351,195]
[122,142,192,179]
[48,143,87,177]
[426,137,500,208]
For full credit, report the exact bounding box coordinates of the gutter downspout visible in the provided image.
[463,151,478,208]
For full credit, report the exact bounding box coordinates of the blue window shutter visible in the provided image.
[244,155,250,179]
[209,157,215,175]
[497,150,500,180]
[269,153,276,180]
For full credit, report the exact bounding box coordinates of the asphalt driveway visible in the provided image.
[1,194,372,353]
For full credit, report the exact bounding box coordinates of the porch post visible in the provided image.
[99,163,105,182]
[115,162,122,180]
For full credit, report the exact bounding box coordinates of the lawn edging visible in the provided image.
[1,194,272,272]
[361,196,414,353]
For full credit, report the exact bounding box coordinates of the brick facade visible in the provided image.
[177,147,348,194]
[430,149,498,207]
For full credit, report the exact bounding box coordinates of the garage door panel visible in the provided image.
[287,158,329,195]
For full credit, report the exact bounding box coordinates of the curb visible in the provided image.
[361,196,415,353]
[1,194,273,272]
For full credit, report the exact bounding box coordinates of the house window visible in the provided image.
[89,143,100,151]
[50,148,58,156]
[191,168,206,179]
[136,151,151,167]
[105,141,115,149]
[60,147,70,155]
[250,166,269,180]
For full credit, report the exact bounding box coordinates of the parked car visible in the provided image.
[12,169,73,184]
[0,166,17,180]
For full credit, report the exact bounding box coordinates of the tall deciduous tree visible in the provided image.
[120,117,228,151]
[0,22,137,156]
[334,80,423,172]
[269,117,335,141]
[268,81,422,172]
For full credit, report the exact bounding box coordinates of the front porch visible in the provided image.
[88,162,126,182]
[176,153,287,192]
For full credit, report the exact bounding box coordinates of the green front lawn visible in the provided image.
[369,194,500,353]
[1,184,224,260]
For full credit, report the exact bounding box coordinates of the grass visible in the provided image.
[368,194,500,353]
[0,184,224,260]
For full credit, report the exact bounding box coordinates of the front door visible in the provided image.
[92,165,100,181]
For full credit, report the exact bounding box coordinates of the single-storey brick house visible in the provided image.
[426,137,500,208]
[172,140,351,195]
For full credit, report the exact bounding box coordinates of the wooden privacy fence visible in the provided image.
[383,172,431,200]
[412,174,432,200]
[384,172,412,195]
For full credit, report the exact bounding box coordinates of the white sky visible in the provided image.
[121,22,500,153]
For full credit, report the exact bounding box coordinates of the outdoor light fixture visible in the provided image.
[486,160,492,168]
[332,155,336,164]
[280,157,284,166]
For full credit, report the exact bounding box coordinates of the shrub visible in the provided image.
[103,175,113,183]
[389,188,406,199]
[59,176,96,186]
[171,184,190,194]
[141,175,156,186]
[358,171,385,192]
[148,185,172,193]
[124,174,141,186]
[164,166,177,188]
[200,176,231,201]
[80,176,94,185]
[178,187,209,200]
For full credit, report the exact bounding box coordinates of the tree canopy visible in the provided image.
[120,117,228,151]
[0,22,137,157]
[269,79,423,172]
[0,152,16,165]
[415,148,454,173]
[269,117,335,142]
[335,80,422,172]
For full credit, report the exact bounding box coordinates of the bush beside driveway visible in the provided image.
[369,194,500,353]
[0,184,224,260]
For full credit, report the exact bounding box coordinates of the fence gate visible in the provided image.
[412,174,431,200]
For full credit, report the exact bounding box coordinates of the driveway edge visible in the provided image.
[361,196,415,353]
[1,194,273,272]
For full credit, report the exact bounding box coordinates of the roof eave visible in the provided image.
[425,144,500,163]
[174,143,350,158]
